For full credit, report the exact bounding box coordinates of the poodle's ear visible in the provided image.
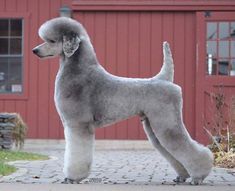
[63,35,81,57]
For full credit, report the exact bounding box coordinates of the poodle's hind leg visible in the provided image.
[63,123,95,184]
[146,87,213,185]
[148,116,213,185]
[141,116,189,183]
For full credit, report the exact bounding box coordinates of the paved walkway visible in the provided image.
[0,144,235,186]
[1,184,235,191]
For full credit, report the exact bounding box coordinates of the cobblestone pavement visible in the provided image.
[0,148,235,186]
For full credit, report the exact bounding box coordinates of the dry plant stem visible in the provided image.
[203,126,225,154]
[227,125,230,152]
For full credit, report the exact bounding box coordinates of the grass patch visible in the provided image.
[0,162,17,176]
[0,150,49,176]
[0,150,49,162]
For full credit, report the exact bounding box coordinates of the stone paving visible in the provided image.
[0,148,235,186]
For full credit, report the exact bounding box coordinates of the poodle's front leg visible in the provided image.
[63,124,94,184]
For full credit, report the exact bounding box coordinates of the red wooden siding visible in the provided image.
[74,11,196,139]
[73,0,235,11]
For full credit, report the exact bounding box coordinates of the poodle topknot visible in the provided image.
[39,17,87,42]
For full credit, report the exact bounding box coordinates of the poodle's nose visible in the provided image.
[32,48,39,54]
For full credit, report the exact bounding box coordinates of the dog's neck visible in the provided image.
[58,37,102,78]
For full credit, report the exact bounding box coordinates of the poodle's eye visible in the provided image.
[49,39,56,43]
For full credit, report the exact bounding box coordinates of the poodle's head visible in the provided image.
[33,17,86,58]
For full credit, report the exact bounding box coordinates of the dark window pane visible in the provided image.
[10,38,22,54]
[0,20,9,36]
[219,41,229,57]
[218,59,229,75]
[207,41,217,56]
[0,57,8,72]
[0,56,22,93]
[10,19,22,36]
[231,22,235,39]
[231,41,235,57]
[207,22,217,40]
[0,57,9,92]
[219,22,229,40]
[0,39,9,54]
[8,57,22,92]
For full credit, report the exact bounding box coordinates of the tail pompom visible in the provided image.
[155,41,174,82]
[163,41,172,60]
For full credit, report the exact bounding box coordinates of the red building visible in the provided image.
[0,0,234,143]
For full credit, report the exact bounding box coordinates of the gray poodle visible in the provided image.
[32,17,213,185]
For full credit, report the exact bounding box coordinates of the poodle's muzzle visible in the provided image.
[33,35,81,58]
[32,41,62,58]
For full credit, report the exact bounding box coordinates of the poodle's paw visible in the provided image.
[173,176,187,184]
[62,178,83,184]
[190,177,204,185]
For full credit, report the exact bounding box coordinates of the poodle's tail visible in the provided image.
[154,41,174,82]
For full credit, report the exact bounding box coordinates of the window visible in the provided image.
[206,22,235,76]
[0,19,23,93]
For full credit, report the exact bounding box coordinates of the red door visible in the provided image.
[196,12,235,144]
